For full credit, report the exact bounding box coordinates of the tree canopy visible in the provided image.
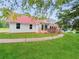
[0,0,72,19]
[58,0,79,31]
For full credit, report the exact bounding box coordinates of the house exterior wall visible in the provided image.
[9,23,41,33]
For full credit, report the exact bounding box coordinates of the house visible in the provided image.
[48,23,60,33]
[7,16,60,33]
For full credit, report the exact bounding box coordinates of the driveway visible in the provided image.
[0,34,64,43]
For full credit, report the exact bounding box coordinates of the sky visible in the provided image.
[0,0,57,19]
[0,0,76,21]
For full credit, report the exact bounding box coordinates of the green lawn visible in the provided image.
[0,28,9,30]
[0,33,79,59]
[0,33,53,39]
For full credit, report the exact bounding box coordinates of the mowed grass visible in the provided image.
[0,33,53,39]
[0,33,79,59]
[0,28,9,30]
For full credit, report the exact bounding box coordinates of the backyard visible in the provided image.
[0,33,79,59]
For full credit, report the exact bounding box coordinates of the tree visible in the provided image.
[0,20,8,28]
[73,19,79,31]
[0,0,72,19]
[0,8,22,20]
[0,8,12,19]
[58,0,79,31]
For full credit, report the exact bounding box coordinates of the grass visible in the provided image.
[0,33,79,59]
[0,28,9,30]
[0,33,53,39]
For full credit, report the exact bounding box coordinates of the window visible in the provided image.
[29,24,32,29]
[45,24,47,30]
[41,24,44,30]
[16,23,20,29]
[41,24,48,30]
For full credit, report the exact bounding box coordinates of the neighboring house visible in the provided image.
[7,16,60,33]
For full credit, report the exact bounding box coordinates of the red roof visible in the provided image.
[8,16,48,24]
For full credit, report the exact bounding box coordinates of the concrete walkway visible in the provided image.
[0,34,64,43]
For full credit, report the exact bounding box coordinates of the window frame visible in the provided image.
[16,23,20,29]
[45,24,48,30]
[29,24,32,29]
[41,24,44,30]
